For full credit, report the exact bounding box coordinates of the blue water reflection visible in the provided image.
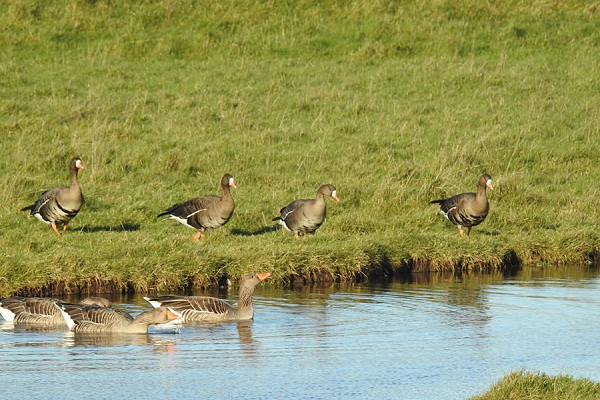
[0,265,598,400]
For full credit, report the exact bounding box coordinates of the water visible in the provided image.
[1,265,599,400]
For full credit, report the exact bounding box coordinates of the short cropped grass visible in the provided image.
[1,0,600,294]
[471,371,600,400]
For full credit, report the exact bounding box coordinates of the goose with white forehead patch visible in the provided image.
[273,184,339,239]
[158,173,236,241]
[21,157,84,236]
[430,173,493,237]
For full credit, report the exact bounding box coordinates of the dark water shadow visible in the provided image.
[73,223,141,233]
[230,226,278,236]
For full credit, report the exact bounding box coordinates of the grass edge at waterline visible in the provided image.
[2,0,600,295]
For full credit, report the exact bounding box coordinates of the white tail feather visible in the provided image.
[56,304,75,330]
[0,306,15,322]
[143,297,162,309]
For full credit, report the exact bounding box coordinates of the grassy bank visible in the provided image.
[1,0,600,295]
[471,371,600,400]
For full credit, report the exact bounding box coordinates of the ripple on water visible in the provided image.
[0,268,599,400]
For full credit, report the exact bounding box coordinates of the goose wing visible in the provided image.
[144,295,232,317]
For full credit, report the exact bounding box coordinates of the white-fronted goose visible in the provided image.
[144,272,271,322]
[59,305,182,334]
[21,157,84,236]
[158,173,236,240]
[430,173,494,237]
[0,296,110,326]
[273,184,340,238]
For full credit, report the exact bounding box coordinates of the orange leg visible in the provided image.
[51,223,63,236]
[294,234,299,239]
[458,228,465,237]
[63,224,68,231]
[192,231,205,241]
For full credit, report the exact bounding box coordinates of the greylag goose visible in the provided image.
[59,305,182,334]
[21,157,84,236]
[158,173,236,240]
[430,173,493,237]
[0,296,110,326]
[273,184,339,238]
[144,272,271,322]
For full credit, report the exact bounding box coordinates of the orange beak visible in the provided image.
[256,273,271,282]
[166,308,182,321]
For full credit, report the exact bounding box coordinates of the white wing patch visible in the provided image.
[186,208,206,218]
[143,297,162,309]
[278,219,292,232]
[0,306,15,322]
[168,215,196,229]
[280,207,297,221]
[57,305,75,330]
[34,213,51,224]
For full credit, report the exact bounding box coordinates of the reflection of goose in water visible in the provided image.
[62,332,179,348]
[0,296,111,328]
[236,320,259,358]
[237,320,253,345]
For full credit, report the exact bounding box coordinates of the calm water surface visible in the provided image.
[1,265,599,399]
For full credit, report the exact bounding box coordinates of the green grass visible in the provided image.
[1,0,600,295]
[471,371,600,400]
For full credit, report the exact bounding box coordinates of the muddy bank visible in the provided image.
[12,258,523,297]
[9,247,599,297]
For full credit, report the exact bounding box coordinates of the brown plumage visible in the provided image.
[144,272,271,322]
[59,305,182,334]
[0,296,110,327]
[430,173,494,237]
[21,157,84,236]
[158,173,236,240]
[273,184,340,239]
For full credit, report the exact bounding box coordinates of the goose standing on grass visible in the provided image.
[430,173,494,237]
[59,304,182,334]
[144,272,271,322]
[21,157,84,236]
[0,296,110,327]
[158,173,236,241]
[273,184,339,238]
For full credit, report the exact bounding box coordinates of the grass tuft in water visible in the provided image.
[471,371,600,400]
